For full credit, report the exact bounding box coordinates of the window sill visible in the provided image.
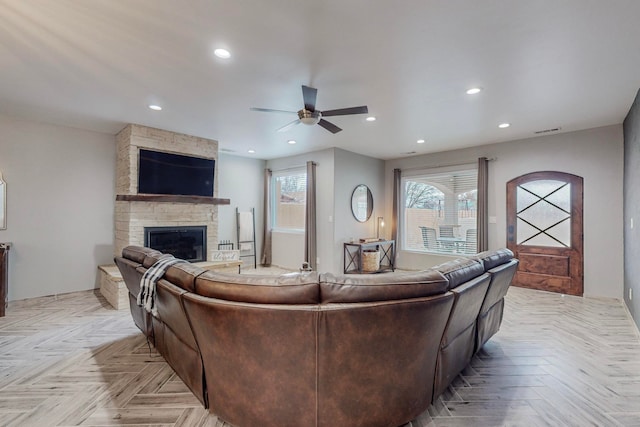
[401,248,464,257]
[272,229,305,235]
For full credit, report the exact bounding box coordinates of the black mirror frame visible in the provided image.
[351,184,373,223]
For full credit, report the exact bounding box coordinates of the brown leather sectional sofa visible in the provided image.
[115,246,518,427]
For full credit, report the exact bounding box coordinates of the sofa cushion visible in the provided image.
[433,258,484,290]
[122,246,161,264]
[195,271,320,304]
[142,251,164,268]
[319,270,448,303]
[164,262,207,293]
[474,248,514,271]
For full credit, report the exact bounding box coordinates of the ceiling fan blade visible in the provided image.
[321,105,369,117]
[318,119,342,134]
[250,107,297,114]
[302,85,317,112]
[277,119,302,132]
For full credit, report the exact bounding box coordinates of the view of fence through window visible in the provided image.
[403,168,478,254]
[273,170,306,230]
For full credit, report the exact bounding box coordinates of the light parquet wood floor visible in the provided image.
[1,286,639,426]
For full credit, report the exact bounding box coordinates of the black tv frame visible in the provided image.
[138,149,215,197]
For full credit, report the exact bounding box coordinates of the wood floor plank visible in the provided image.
[80,407,184,425]
[126,393,202,408]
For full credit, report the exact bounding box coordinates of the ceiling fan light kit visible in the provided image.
[251,85,368,134]
[298,109,321,125]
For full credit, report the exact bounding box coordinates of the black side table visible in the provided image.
[344,240,395,274]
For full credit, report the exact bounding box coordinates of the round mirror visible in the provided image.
[351,184,373,222]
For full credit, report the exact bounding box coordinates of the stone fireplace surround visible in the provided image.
[114,124,225,259]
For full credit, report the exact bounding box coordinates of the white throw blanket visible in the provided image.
[137,254,184,317]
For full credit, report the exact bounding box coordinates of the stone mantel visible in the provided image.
[116,194,230,205]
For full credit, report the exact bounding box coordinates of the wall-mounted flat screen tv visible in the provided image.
[138,149,215,197]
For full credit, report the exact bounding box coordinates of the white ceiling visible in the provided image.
[1,1,640,160]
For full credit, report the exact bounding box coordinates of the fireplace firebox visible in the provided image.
[144,226,207,262]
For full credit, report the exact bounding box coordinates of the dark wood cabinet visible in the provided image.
[0,243,9,317]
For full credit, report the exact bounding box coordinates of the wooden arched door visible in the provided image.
[506,171,583,296]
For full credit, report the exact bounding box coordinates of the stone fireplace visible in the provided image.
[114,124,225,259]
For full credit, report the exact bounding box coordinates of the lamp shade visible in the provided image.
[377,216,384,239]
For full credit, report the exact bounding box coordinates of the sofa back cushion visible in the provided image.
[433,272,491,399]
[479,259,519,314]
[474,248,514,271]
[142,252,164,268]
[195,271,320,304]
[163,262,206,293]
[122,246,161,264]
[319,270,448,303]
[433,258,485,290]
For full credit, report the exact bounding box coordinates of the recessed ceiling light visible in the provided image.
[466,87,482,95]
[365,116,376,122]
[287,140,296,145]
[148,105,162,111]
[247,149,255,154]
[214,48,231,59]
[498,123,510,129]
[417,139,425,144]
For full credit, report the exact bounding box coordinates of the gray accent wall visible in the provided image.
[0,114,116,301]
[623,88,640,330]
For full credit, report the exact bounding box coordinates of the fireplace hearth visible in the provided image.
[144,226,207,262]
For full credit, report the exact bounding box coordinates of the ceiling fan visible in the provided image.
[250,85,368,134]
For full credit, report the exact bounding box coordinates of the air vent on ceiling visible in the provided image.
[534,127,562,135]
[219,148,236,153]
[404,151,417,155]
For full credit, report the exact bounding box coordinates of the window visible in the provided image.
[272,169,306,231]
[402,166,477,255]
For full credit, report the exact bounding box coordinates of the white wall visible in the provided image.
[333,148,385,272]
[217,153,265,267]
[386,125,624,299]
[266,149,335,271]
[0,115,116,301]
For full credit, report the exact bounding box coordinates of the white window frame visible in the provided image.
[271,168,307,233]
[400,164,478,255]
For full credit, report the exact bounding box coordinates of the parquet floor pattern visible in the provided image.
[0,287,639,426]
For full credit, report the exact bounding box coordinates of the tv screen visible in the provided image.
[138,149,215,197]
